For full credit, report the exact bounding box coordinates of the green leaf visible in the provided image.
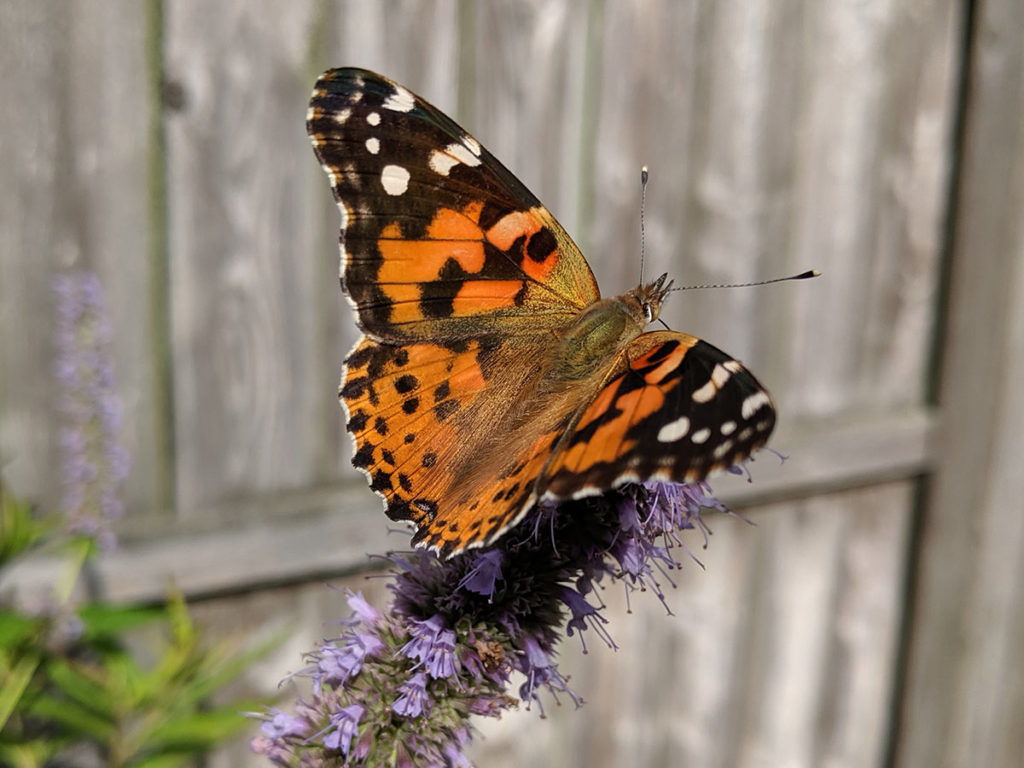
[0,652,40,731]
[0,487,56,570]
[43,657,118,722]
[23,693,115,741]
[0,739,61,768]
[79,603,166,640]
[129,752,191,768]
[145,704,256,749]
[0,611,43,649]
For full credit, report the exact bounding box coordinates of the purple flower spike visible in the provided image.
[346,590,380,624]
[401,615,459,680]
[252,476,753,765]
[52,270,130,551]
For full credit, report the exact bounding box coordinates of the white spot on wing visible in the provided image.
[741,391,772,419]
[724,359,744,373]
[693,363,731,403]
[692,378,716,403]
[381,164,410,196]
[366,111,381,126]
[713,439,734,459]
[462,135,482,156]
[720,420,737,435]
[332,107,352,125]
[429,142,483,176]
[365,137,380,154]
[383,85,415,112]
[657,416,690,442]
[691,427,711,444]
[429,150,459,176]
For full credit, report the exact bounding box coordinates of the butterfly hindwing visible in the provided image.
[307,68,599,344]
[542,331,776,498]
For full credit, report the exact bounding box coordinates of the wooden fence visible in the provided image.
[2,1,1021,766]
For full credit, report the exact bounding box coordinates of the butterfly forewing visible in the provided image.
[307,68,599,345]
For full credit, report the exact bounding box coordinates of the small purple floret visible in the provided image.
[392,671,430,717]
[323,703,363,755]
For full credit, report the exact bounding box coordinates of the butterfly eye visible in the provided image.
[643,302,654,324]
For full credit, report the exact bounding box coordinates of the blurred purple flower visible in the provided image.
[260,709,310,740]
[52,270,130,550]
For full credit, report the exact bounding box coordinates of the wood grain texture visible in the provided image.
[467,0,594,240]
[897,0,1024,765]
[0,2,159,523]
[164,0,345,519]
[589,0,959,422]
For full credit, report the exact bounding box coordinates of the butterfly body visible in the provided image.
[308,68,776,556]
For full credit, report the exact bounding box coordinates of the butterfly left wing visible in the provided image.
[541,331,776,499]
[306,67,599,345]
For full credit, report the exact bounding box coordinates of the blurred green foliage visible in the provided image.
[0,485,276,768]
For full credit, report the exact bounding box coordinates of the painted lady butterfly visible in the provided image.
[307,68,777,557]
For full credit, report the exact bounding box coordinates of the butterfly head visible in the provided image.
[629,272,674,326]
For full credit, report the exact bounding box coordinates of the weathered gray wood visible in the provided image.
[467,0,594,238]
[591,0,959,421]
[0,2,160,523]
[164,0,347,519]
[897,0,1024,765]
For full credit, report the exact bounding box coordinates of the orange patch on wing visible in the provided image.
[377,203,487,283]
[380,283,425,325]
[641,348,687,384]
[484,208,560,283]
[452,280,523,314]
[553,378,667,473]
[450,362,486,392]
[343,339,496,534]
[426,201,485,242]
[377,238,485,282]
[374,203,494,323]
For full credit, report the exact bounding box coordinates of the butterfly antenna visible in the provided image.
[639,166,649,286]
[668,270,820,292]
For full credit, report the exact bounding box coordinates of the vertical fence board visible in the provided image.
[0,2,158,522]
[165,0,343,519]
[899,0,1024,765]
[467,0,593,240]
